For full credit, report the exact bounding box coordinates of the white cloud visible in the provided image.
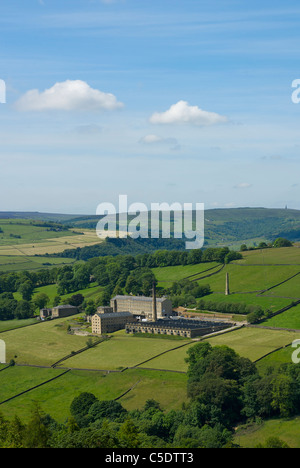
[15,80,124,112]
[234,183,252,189]
[139,134,178,145]
[149,100,228,126]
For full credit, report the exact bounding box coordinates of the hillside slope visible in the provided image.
[1,207,300,247]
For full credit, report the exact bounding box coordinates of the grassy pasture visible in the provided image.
[59,332,191,371]
[0,232,100,256]
[234,246,300,265]
[0,219,77,246]
[0,316,89,367]
[198,292,292,313]
[13,282,104,307]
[0,219,101,272]
[152,262,220,287]
[0,318,37,333]
[261,304,300,329]
[196,264,300,294]
[152,257,300,295]
[0,367,188,423]
[255,345,296,374]
[260,273,300,299]
[203,327,300,362]
[124,327,300,372]
[0,255,76,272]
[234,417,300,448]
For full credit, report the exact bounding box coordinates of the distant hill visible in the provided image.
[1,207,300,248]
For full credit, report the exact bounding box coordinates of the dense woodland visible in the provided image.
[0,342,295,448]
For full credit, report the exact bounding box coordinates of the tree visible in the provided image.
[273,238,293,248]
[69,294,84,307]
[33,293,50,311]
[88,400,127,423]
[70,393,98,426]
[0,293,17,321]
[23,404,51,448]
[53,295,61,307]
[15,300,34,320]
[18,281,34,301]
[188,374,243,427]
[118,418,140,449]
[85,299,97,316]
[73,265,91,290]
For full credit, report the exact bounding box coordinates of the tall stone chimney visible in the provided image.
[152,282,158,322]
[225,273,230,296]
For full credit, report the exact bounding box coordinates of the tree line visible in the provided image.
[0,245,242,321]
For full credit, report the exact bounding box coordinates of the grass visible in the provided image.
[13,282,104,307]
[0,367,188,423]
[260,273,300,299]
[0,366,64,404]
[255,345,295,374]
[261,304,300,329]
[0,316,89,366]
[0,256,77,272]
[196,264,300,294]
[141,343,193,372]
[0,219,77,246]
[198,292,292,313]
[59,331,191,371]
[0,218,102,272]
[152,262,220,288]
[203,327,300,363]
[234,246,300,265]
[234,417,300,448]
[0,318,38,333]
[122,327,300,372]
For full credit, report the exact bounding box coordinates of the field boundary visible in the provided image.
[114,379,142,401]
[131,341,194,368]
[190,265,225,282]
[0,369,71,406]
[51,337,108,368]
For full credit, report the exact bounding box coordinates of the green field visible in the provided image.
[234,417,300,448]
[198,292,292,313]
[255,345,296,374]
[3,241,300,441]
[0,318,38,333]
[13,282,105,307]
[1,318,300,426]
[204,327,300,362]
[0,255,77,272]
[235,245,300,265]
[59,332,191,371]
[152,262,220,287]
[260,305,300,329]
[0,219,77,246]
[0,219,102,272]
[0,367,187,423]
[1,316,89,367]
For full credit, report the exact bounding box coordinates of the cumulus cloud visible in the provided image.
[15,80,124,112]
[149,100,228,126]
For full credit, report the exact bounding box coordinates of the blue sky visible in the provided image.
[1,0,300,213]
